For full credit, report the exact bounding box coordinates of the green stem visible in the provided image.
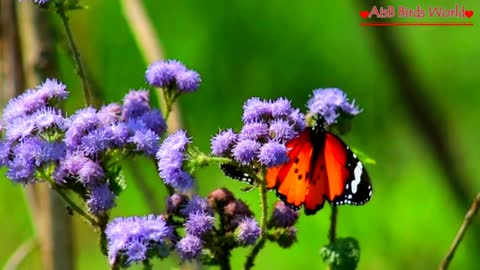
[329,206,338,244]
[55,4,91,106]
[244,175,268,270]
[51,184,98,228]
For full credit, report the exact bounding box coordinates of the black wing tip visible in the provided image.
[220,163,255,185]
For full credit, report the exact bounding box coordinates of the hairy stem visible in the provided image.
[439,192,480,270]
[329,206,338,244]
[55,4,91,105]
[244,176,268,269]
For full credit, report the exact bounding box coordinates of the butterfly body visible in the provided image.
[266,126,372,215]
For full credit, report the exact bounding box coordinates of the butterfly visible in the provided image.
[221,123,372,215]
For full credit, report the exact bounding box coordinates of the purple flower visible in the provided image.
[106,215,173,266]
[156,130,194,192]
[258,141,288,167]
[210,129,237,157]
[185,211,215,237]
[181,195,212,216]
[98,103,121,126]
[270,201,299,228]
[166,193,188,215]
[80,128,112,156]
[146,60,186,88]
[176,235,203,261]
[236,217,261,246]
[0,141,10,167]
[32,107,66,131]
[35,141,66,165]
[139,109,167,135]
[239,122,269,141]
[87,183,116,214]
[141,215,174,242]
[289,108,306,131]
[158,129,190,153]
[5,116,36,141]
[37,78,68,99]
[5,137,63,183]
[109,123,130,147]
[68,107,98,130]
[175,70,201,92]
[242,98,272,123]
[269,119,296,142]
[307,88,361,125]
[218,96,305,169]
[77,159,105,187]
[65,107,99,148]
[127,128,159,156]
[232,139,260,165]
[2,79,67,122]
[6,157,35,184]
[60,153,90,175]
[121,90,151,120]
[123,240,147,264]
[271,98,292,118]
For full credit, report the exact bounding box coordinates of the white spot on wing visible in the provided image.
[351,162,363,194]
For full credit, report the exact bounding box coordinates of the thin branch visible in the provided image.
[3,238,38,270]
[55,4,91,105]
[439,192,480,270]
[329,206,338,244]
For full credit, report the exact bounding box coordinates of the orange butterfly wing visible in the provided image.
[267,129,327,210]
[267,128,372,215]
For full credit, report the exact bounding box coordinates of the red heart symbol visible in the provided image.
[465,10,474,18]
[360,11,369,19]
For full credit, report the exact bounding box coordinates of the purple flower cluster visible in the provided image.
[0,79,68,184]
[156,130,194,192]
[164,194,215,261]
[1,79,168,215]
[269,201,299,228]
[164,189,261,261]
[105,215,173,266]
[268,201,298,248]
[63,90,165,157]
[306,88,361,125]
[208,188,260,245]
[55,89,166,214]
[146,60,201,92]
[235,217,261,246]
[211,97,305,167]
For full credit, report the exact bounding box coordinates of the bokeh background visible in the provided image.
[1,0,480,269]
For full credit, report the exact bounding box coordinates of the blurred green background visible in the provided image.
[2,0,480,269]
